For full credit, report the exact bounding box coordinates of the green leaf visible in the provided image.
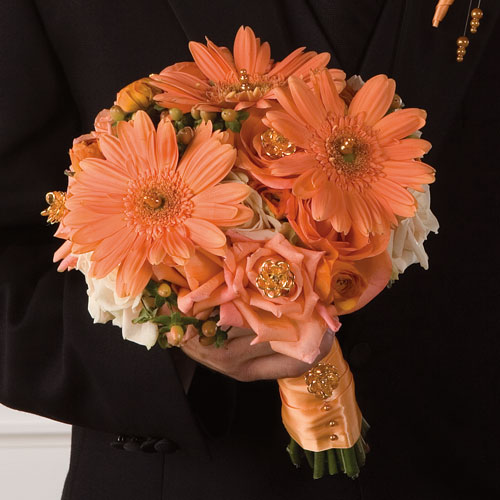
[132,307,154,324]
[226,120,241,133]
[214,328,228,348]
[155,294,167,309]
[145,280,158,295]
[157,334,170,349]
[237,110,250,121]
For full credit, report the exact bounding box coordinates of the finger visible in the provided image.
[243,353,315,381]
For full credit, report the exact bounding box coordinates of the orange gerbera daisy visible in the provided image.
[63,111,252,297]
[151,26,344,112]
[264,71,436,236]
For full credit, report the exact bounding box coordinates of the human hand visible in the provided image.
[181,327,334,382]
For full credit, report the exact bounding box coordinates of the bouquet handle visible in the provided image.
[278,337,369,479]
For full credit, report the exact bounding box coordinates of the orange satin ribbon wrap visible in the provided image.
[433,0,455,27]
[278,337,362,452]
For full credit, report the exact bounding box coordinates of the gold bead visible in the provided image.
[329,421,336,427]
[260,128,296,159]
[321,404,331,412]
[339,137,356,155]
[239,68,250,91]
[456,36,469,47]
[456,47,466,56]
[471,8,483,19]
[329,434,338,441]
[157,283,172,298]
[143,194,164,209]
[457,56,464,62]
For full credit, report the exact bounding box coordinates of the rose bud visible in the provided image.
[115,78,159,114]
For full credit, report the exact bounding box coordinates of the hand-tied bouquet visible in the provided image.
[42,27,438,479]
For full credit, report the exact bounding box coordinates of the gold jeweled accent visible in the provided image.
[456,35,469,62]
[305,362,340,400]
[143,194,165,210]
[256,259,295,299]
[260,128,296,159]
[329,434,338,441]
[338,137,356,156]
[329,420,336,427]
[321,404,331,411]
[41,191,67,224]
[470,7,483,33]
[239,68,250,91]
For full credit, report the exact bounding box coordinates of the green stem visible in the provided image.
[334,449,345,473]
[286,438,302,468]
[327,449,339,476]
[354,439,366,467]
[313,451,325,479]
[361,417,371,437]
[304,450,314,469]
[340,447,360,479]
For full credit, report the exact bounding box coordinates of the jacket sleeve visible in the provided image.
[0,0,206,455]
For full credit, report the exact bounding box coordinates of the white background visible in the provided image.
[0,404,71,500]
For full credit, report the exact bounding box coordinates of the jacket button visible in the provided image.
[110,435,127,450]
[140,438,159,453]
[123,437,143,452]
[154,438,178,454]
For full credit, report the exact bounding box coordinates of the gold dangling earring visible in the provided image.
[470,1,483,33]
[456,0,472,62]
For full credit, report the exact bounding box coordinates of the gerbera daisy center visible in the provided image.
[327,134,370,177]
[124,171,194,237]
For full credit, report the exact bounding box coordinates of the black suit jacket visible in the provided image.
[1,1,499,499]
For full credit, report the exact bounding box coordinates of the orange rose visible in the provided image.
[115,77,159,113]
[315,253,393,315]
[178,232,340,363]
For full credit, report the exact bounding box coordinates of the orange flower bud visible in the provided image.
[115,78,159,113]
[69,134,104,173]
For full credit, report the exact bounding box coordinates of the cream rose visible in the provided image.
[388,186,439,278]
[223,170,282,239]
[76,254,158,349]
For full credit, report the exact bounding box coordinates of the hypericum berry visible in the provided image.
[157,283,172,298]
[221,109,238,122]
[199,335,216,346]
[109,105,126,122]
[201,320,217,337]
[200,111,217,122]
[168,108,184,121]
[168,325,184,346]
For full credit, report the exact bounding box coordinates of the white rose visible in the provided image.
[387,185,439,278]
[76,254,158,349]
[224,170,282,240]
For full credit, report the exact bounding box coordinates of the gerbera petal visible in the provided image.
[288,76,327,129]
[311,182,337,221]
[179,132,236,194]
[116,239,152,297]
[189,40,236,82]
[373,108,427,144]
[371,178,417,217]
[191,202,238,221]
[164,228,195,263]
[192,183,250,204]
[71,214,126,244]
[269,152,317,177]
[265,110,311,149]
[234,26,260,74]
[184,218,226,249]
[156,118,178,171]
[349,74,396,126]
[290,52,331,78]
[91,227,138,278]
[383,138,432,160]
[148,236,168,265]
[293,168,327,199]
[314,69,345,116]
